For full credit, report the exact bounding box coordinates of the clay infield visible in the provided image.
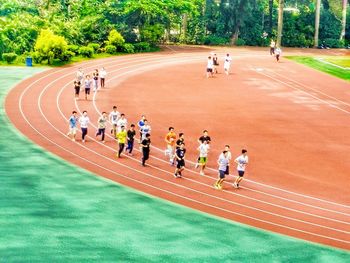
[5,46,350,250]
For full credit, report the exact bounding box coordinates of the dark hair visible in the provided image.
[121,113,125,116]
[242,149,247,154]
[179,133,184,137]
[72,111,77,114]
[180,142,185,146]
[121,125,125,128]
[223,150,227,154]
[225,145,230,148]
[102,111,106,114]
[146,133,150,137]
[131,124,135,127]
[144,119,148,122]
[113,106,117,109]
[169,127,174,131]
[203,130,208,133]
[208,56,211,59]
[82,110,87,114]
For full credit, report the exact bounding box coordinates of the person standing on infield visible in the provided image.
[206,56,214,78]
[141,133,151,166]
[79,110,89,143]
[233,149,249,189]
[224,53,232,75]
[214,150,229,190]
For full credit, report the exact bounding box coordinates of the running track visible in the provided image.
[5,46,350,250]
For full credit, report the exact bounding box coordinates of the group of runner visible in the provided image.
[74,67,107,100]
[206,53,233,78]
[269,39,282,62]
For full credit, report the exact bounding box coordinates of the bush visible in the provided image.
[106,29,125,48]
[122,43,134,53]
[87,43,100,53]
[32,51,43,64]
[134,42,151,52]
[203,35,228,45]
[235,38,246,46]
[322,38,345,48]
[59,50,75,62]
[105,45,117,54]
[79,46,94,58]
[67,45,79,54]
[2,53,17,64]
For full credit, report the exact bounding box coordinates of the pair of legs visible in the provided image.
[85,88,90,100]
[196,157,207,176]
[233,171,244,188]
[100,78,105,88]
[174,161,185,178]
[270,47,275,55]
[125,140,134,155]
[142,149,150,166]
[214,170,225,190]
[117,143,125,157]
[111,124,117,137]
[93,79,98,91]
[96,128,105,142]
[224,66,230,75]
[206,68,213,78]
[81,128,88,142]
[67,127,77,141]
[165,145,175,164]
[74,88,80,99]
[276,54,280,62]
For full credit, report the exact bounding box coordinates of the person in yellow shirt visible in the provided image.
[164,127,177,165]
[116,125,127,158]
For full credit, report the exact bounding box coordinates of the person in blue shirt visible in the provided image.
[67,111,78,141]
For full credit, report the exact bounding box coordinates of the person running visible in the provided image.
[140,119,151,141]
[92,69,99,92]
[141,133,151,166]
[224,53,232,75]
[109,106,120,137]
[196,140,210,176]
[137,115,146,141]
[126,124,136,156]
[76,67,84,83]
[116,125,127,158]
[73,80,81,100]
[224,145,232,176]
[206,56,214,78]
[84,75,92,100]
[233,149,249,189]
[165,127,177,165]
[100,67,107,88]
[96,111,108,143]
[116,113,128,132]
[213,53,219,74]
[176,133,185,149]
[270,39,276,55]
[174,142,186,178]
[198,130,211,145]
[275,47,282,62]
[214,150,229,190]
[79,110,89,143]
[67,110,78,141]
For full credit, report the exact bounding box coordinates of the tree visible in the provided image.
[277,0,285,47]
[340,0,348,41]
[314,0,321,47]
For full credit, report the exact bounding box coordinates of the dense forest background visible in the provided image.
[0,0,349,64]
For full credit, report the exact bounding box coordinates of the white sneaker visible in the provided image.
[200,171,204,176]
[233,183,238,189]
[195,163,199,169]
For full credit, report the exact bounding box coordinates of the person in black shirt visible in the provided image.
[198,130,211,144]
[74,80,81,100]
[126,124,136,155]
[174,143,186,178]
[141,133,151,166]
[176,133,185,149]
[213,54,219,74]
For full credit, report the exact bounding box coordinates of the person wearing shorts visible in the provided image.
[126,124,136,155]
[84,75,92,100]
[224,145,232,175]
[74,80,81,100]
[233,149,249,189]
[174,142,186,178]
[275,47,282,62]
[79,110,89,143]
[116,113,128,132]
[141,133,151,166]
[270,39,276,55]
[116,125,127,158]
[96,111,108,143]
[67,111,78,141]
[109,106,120,137]
[213,54,219,74]
[214,151,229,190]
[196,140,210,176]
[165,127,177,165]
[206,56,214,78]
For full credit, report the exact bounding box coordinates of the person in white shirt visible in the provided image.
[206,56,214,78]
[233,149,249,188]
[140,119,151,141]
[100,67,107,88]
[76,67,84,83]
[224,53,232,75]
[109,106,120,137]
[79,110,90,143]
[224,145,232,176]
[214,151,230,190]
[270,39,276,55]
[196,140,210,176]
[116,113,128,132]
[275,47,282,62]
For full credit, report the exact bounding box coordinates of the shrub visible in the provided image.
[140,24,165,44]
[106,29,125,48]
[122,43,134,54]
[105,45,117,54]
[87,43,100,53]
[203,35,228,45]
[322,38,345,48]
[79,46,94,58]
[32,51,44,64]
[235,38,246,46]
[134,42,151,52]
[2,52,17,64]
[59,50,75,62]
[67,45,79,54]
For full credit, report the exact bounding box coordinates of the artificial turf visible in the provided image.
[286,56,350,81]
[0,67,349,262]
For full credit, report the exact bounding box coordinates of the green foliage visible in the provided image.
[235,38,245,46]
[34,29,68,65]
[134,42,151,52]
[323,38,345,48]
[31,51,43,64]
[105,45,117,54]
[67,45,79,54]
[59,51,75,62]
[203,35,228,46]
[78,46,94,58]
[2,53,17,64]
[87,43,100,53]
[122,43,135,54]
[140,24,165,44]
[106,29,125,48]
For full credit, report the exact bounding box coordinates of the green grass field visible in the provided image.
[286,56,350,81]
[0,67,349,262]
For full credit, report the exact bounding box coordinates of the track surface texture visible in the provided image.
[5,46,350,250]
